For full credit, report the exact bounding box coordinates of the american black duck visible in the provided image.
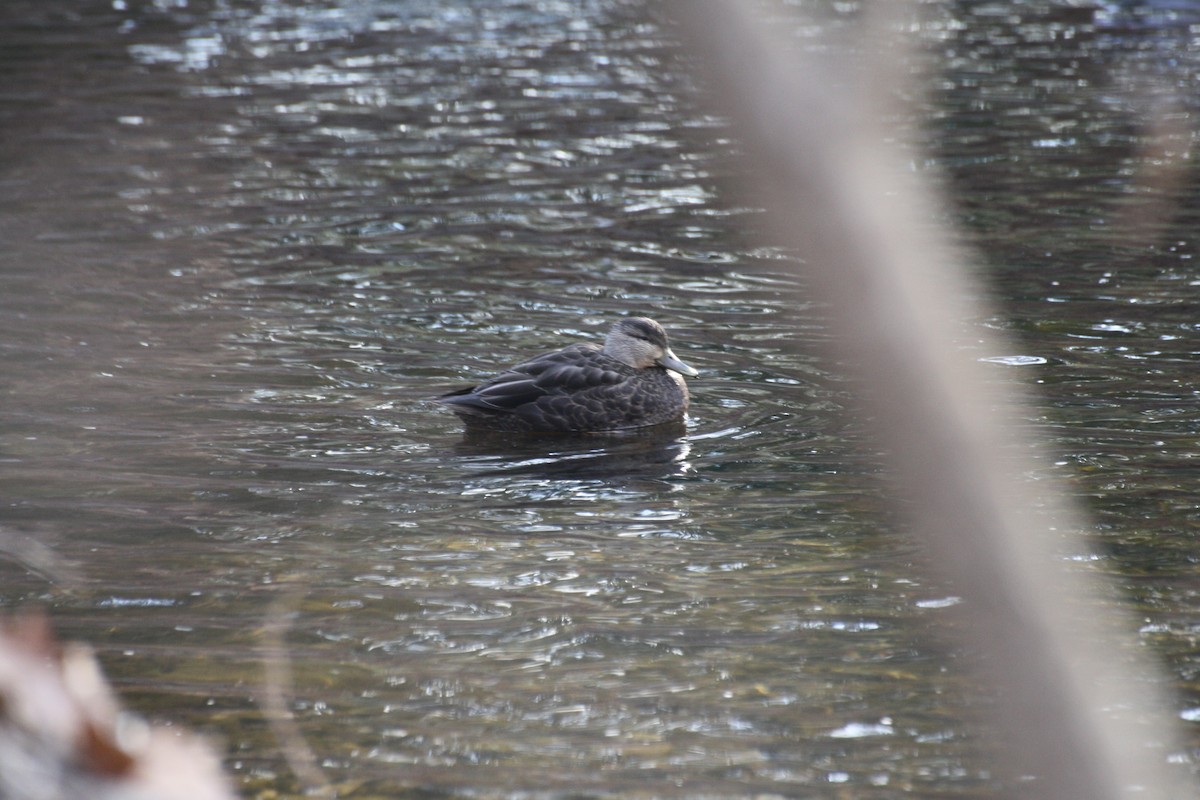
[436,317,699,433]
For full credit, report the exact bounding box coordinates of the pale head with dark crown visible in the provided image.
[604,317,699,377]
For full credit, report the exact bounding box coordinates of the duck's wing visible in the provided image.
[438,344,624,415]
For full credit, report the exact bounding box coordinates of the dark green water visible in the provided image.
[2,1,1199,797]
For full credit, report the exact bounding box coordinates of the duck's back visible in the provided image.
[438,343,688,432]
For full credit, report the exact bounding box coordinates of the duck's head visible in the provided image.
[604,317,699,377]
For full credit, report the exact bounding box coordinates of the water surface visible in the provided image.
[2,1,1199,797]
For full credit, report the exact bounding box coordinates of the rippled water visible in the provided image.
[3,0,1200,797]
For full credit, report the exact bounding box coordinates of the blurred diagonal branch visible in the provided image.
[671,2,1192,798]
[1115,93,1193,242]
[0,527,82,588]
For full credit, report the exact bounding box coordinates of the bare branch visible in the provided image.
[671,3,1193,798]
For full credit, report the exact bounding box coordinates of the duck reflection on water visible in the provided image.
[436,317,699,434]
[451,422,695,482]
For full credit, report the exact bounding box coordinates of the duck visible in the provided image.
[436,316,699,433]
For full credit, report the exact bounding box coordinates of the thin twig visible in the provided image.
[259,587,336,798]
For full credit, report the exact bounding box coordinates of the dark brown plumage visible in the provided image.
[436,317,699,433]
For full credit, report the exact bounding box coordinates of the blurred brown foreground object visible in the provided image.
[671,2,1193,799]
[0,616,232,800]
